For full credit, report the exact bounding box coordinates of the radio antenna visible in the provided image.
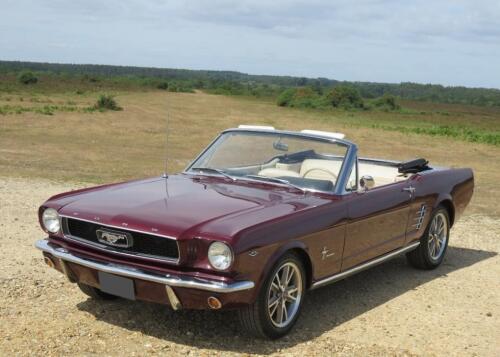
[162,98,170,201]
[162,102,169,179]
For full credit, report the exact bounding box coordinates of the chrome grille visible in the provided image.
[61,217,179,263]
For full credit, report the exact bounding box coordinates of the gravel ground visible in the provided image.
[0,177,499,356]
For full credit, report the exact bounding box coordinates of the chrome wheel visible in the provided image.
[428,212,448,261]
[267,262,303,328]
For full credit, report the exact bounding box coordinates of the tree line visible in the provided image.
[1,60,499,107]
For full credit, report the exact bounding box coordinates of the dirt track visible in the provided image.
[0,177,499,356]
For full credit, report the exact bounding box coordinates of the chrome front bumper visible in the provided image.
[35,239,255,294]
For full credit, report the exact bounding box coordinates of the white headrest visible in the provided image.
[238,125,275,130]
[300,129,345,140]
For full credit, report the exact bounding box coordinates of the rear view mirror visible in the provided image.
[273,139,288,151]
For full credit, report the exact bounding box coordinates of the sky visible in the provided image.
[1,0,500,88]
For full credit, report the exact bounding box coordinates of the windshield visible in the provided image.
[187,131,349,192]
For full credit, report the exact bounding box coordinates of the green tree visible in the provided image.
[372,94,401,111]
[326,86,364,109]
[157,81,169,90]
[276,88,296,106]
[17,71,38,84]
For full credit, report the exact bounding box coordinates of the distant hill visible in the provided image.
[1,60,499,107]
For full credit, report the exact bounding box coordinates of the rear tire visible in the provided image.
[238,252,306,339]
[77,283,118,300]
[406,206,450,270]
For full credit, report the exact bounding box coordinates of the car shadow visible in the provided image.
[76,246,496,354]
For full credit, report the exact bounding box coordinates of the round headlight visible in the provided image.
[42,208,60,233]
[208,242,233,270]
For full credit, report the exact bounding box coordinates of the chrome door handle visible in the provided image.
[402,186,416,194]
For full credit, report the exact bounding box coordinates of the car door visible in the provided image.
[341,180,412,270]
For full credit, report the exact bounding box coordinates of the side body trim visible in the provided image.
[311,241,420,289]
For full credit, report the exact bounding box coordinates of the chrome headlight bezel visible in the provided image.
[207,241,233,271]
[42,208,61,233]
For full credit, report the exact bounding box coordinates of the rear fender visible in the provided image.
[433,195,455,226]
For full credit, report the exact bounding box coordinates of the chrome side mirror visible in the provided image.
[359,175,375,191]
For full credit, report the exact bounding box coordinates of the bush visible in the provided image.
[290,87,321,108]
[372,94,400,111]
[17,71,38,85]
[167,81,195,93]
[277,88,297,107]
[276,87,327,108]
[276,88,295,107]
[157,81,169,90]
[276,86,367,110]
[94,94,122,111]
[325,86,365,109]
[82,74,99,83]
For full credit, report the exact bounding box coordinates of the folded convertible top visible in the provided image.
[398,158,430,174]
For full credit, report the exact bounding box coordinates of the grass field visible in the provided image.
[1,88,499,216]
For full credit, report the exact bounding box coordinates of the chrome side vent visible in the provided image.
[413,204,426,230]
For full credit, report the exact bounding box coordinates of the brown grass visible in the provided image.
[0,91,499,217]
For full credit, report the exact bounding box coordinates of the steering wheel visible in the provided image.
[302,168,337,181]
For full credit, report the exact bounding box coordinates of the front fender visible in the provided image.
[234,240,312,304]
[257,240,311,291]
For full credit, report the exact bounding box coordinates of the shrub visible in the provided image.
[372,94,400,111]
[290,87,320,108]
[94,94,122,111]
[36,105,55,115]
[276,87,326,108]
[167,81,195,93]
[157,81,169,90]
[82,74,99,83]
[277,88,296,107]
[17,71,38,85]
[326,86,365,109]
[276,85,369,110]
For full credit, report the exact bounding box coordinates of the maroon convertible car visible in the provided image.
[36,126,474,338]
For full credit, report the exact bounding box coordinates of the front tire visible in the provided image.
[406,206,450,270]
[238,252,306,339]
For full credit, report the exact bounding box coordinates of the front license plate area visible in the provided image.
[98,271,135,300]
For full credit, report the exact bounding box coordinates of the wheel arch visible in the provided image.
[258,241,314,292]
[435,198,455,227]
[288,247,313,289]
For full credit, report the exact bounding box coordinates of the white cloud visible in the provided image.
[1,0,499,87]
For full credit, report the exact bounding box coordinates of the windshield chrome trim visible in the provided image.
[183,128,359,196]
[184,133,224,172]
[221,128,355,146]
[335,143,358,195]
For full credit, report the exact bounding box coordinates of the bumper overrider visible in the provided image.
[35,239,255,310]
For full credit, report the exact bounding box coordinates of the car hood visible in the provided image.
[54,174,327,241]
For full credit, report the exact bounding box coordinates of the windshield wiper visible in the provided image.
[190,167,236,181]
[245,175,306,194]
